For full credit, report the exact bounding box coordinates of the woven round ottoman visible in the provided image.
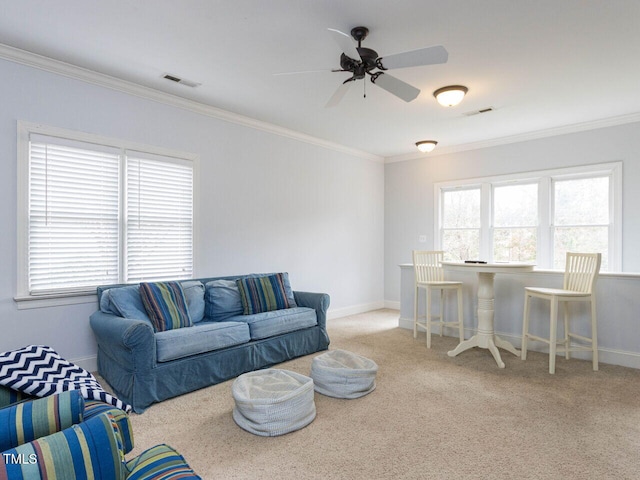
[232,369,316,436]
[311,349,378,399]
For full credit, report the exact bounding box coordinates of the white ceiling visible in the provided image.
[1,0,640,159]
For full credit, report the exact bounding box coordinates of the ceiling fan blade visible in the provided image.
[328,28,362,61]
[378,45,448,70]
[325,81,353,108]
[371,73,420,102]
[273,69,333,76]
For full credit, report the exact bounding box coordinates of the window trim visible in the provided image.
[434,162,622,271]
[15,121,200,309]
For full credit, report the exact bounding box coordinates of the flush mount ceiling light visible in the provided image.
[433,85,468,107]
[416,140,438,153]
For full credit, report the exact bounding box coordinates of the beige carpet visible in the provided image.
[124,310,640,479]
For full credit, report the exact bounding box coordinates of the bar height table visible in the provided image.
[442,262,535,368]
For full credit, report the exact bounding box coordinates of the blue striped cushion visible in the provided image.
[0,390,84,452]
[140,282,192,332]
[126,444,201,479]
[237,273,293,315]
[0,412,126,480]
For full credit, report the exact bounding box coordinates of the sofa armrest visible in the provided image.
[89,311,156,371]
[293,291,330,329]
[83,400,134,454]
[126,444,201,479]
[0,390,84,452]
[0,386,35,409]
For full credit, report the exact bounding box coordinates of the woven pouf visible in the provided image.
[311,349,378,399]
[232,369,316,436]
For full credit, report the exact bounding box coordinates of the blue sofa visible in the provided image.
[90,273,330,413]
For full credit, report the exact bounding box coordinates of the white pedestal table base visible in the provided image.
[446,271,521,368]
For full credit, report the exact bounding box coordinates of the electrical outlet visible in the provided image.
[418,235,427,243]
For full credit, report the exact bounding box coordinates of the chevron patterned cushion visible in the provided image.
[0,345,131,412]
[0,390,84,452]
[139,281,193,332]
[0,412,126,480]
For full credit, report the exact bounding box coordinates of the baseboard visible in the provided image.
[384,300,401,310]
[398,316,640,369]
[328,301,386,320]
[71,355,98,374]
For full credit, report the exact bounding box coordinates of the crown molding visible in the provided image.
[385,112,640,164]
[0,43,383,163]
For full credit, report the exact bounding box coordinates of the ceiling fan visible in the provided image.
[278,26,448,107]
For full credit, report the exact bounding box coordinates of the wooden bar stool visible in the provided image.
[413,250,464,348]
[521,252,601,374]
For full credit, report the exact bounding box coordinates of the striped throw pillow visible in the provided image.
[237,273,293,315]
[139,282,193,332]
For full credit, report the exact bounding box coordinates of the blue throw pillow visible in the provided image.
[237,273,294,315]
[205,280,244,321]
[139,282,192,332]
[180,280,205,323]
[107,285,151,322]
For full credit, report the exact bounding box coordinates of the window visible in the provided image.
[553,176,610,270]
[435,163,621,271]
[441,188,481,261]
[17,122,196,303]
[492,182,537,263]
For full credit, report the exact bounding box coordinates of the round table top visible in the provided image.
[441,261,535,274]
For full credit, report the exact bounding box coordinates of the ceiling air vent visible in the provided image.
[162,74,201,88]
[463,107,494,117]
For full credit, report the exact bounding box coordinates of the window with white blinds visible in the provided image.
[29,139,120,294]
[126,152,193,283]
[20,126,195,297]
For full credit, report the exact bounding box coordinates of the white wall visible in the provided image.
[0,57,385,367]
[385,122,640,367]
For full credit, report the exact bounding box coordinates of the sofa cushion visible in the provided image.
[237,273,295,315]
[156,321,251,362]
[227,307,317,340]
[205,279,244,321]
[140,281,192,332]
[106,284,152,323]
[181,280,205,323]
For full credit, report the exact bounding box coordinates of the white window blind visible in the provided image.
[22,127,195,298]
[28,136,120,294]
[126,152,193,283]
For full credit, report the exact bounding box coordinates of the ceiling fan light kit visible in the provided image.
[416,140,438,153]
[433,85,468,107]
